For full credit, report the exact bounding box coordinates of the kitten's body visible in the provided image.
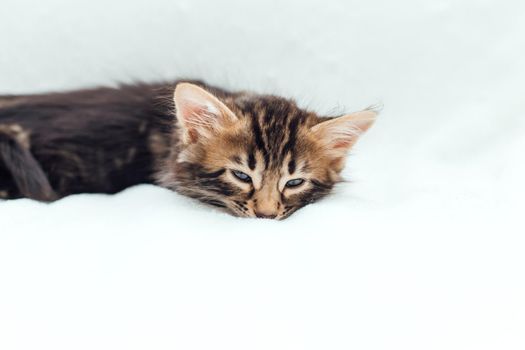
[0,81,376,219]
[0,81,199,199]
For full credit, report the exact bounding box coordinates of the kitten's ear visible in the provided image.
[174,83,238,143]
[311,109,377,157]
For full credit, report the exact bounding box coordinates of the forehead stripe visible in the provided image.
[288,158,296,174]
[251,115,269,168]
[281,115,300,158]
[248,152,256,170]
[251,115,267,153]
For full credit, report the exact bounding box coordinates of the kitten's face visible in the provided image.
[159,83,376,220]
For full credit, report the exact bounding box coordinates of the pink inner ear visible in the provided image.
[333,140,352,149]
[180,103,208,122]
[187,129,198,143]
[178,102,209,143]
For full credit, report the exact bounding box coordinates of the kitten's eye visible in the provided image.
[232,170,252,183]
[285,178,305,188]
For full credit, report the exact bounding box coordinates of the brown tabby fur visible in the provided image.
[0,81,376,219]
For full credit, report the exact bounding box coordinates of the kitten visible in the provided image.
[0,81,377,219]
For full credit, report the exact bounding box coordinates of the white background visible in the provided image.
[1,0,524,349]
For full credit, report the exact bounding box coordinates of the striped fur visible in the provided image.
[157,83,376,219]
[0,81,376,219]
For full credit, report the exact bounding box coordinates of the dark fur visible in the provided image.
[1,81,374,220]
[0,129,56,201]
[156,85,343,219]
[0,82,199,199]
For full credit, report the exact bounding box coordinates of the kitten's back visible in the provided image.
[0,83,175,199]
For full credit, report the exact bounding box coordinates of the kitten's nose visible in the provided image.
[254,211,277,219]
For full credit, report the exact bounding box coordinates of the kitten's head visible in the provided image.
[159,82,376,219]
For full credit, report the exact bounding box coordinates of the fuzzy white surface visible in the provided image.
[1,0,524,349]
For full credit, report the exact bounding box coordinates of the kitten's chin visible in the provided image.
[222,205,276,220]
[183,194,300,220]
[226,206,294,220]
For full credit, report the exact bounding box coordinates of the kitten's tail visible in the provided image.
[0,124,56,201]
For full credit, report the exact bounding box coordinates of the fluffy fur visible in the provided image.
[0,81,376,219]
